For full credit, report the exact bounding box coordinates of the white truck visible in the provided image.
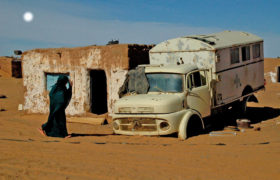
[112,31,264,139]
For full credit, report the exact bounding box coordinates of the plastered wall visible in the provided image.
[22,45,132,116]
[0,56,13,76]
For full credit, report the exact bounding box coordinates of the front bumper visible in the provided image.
[112,110,187,136]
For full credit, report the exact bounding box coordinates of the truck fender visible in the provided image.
[178,110,204,140]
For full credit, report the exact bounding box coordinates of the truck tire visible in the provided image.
[178,116,189,140]
[232,96,249,116]
[236,85,253,116]
[240,96,249,115]
[178,111,204,140]
[187,116,203,138]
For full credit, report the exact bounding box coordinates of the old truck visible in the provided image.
[112,31,264,139]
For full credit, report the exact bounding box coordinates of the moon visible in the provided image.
[23,12,34,23]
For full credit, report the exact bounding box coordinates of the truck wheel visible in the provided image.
[240,97,249,115]
[187,117,203,138]
[233,96,249,117]
[178,114,203,140]
[178,117,189,140]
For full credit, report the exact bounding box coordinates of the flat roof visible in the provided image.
[187,30,263,49]
[150,31,263,53]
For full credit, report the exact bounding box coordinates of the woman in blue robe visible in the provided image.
[39,75,72,138]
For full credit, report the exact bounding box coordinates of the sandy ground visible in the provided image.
[1,59,280,180]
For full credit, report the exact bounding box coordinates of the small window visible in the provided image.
[242,46,250,61]
[187,71,206,89]
[230,48,240,64]
[253,44,261,58]
[46,73,69,91]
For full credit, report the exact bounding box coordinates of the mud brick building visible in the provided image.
[22,44,153,116]
[0,56,22,78]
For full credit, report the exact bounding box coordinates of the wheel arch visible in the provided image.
[178,109,204,140]
[242,85,253,96]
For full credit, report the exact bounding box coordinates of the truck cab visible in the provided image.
[113,64,211,139]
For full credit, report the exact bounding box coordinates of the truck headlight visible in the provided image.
[113,121,120,130]
[160,122,170,131]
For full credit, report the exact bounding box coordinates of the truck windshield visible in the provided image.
[146,73,183,93]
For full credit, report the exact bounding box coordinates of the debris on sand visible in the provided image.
[0,94,7,98]
[258,142,270,145]
[224,126,240,131]
[18,104,23,111]
[254,127,261,131]
[209,132,237,136]
[93,142,107,145]
[42,140,60,143]
[264,72,277,83]
[213,143,226,146]
[236,119,253,128]
[68,141,81,144]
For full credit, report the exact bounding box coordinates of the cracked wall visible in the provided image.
[22,45,125,115]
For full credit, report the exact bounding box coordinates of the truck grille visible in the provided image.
[118,107,154,113]
[118,118,157,132]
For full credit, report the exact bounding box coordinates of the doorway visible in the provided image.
[277,66,280,83]
[90,70,108,114]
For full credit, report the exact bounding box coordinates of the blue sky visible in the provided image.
[0,0,280,57]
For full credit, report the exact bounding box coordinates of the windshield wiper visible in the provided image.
[153,86,165,92]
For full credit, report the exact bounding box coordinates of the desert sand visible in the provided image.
[0,59,280,180]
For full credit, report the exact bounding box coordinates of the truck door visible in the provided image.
[186,70,211,117]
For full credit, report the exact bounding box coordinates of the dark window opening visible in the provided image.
[253,44,261,58]
[45,73,69,91]
[277,66,280,83]
[242,46,250,61]
[187,71,207,89]
[230,48,240,64]
[90,70,108,114]
[12,59,22,78]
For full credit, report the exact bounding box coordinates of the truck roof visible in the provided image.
[145,64,198,74]
[150,31,263,53]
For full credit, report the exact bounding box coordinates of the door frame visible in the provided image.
[89,69,108,114]
[185,69,211,117]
